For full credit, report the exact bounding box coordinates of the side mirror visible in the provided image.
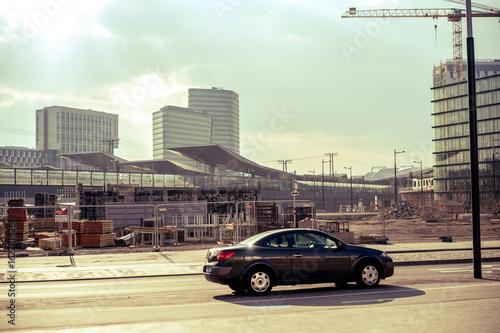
[337,242,345,250]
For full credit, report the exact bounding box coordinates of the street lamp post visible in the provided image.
[292,180,298,228]
[394,149,405,204]
[344,166,353,212]
[465,0,481,279]
[414,160,423,205]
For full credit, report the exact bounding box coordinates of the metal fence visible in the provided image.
[1,200,315,250]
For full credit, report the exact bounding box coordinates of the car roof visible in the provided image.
[251,228,326,240]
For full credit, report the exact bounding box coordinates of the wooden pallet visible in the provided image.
[32,232,54,245]
[33,218,59,232]
[39,237,63,250]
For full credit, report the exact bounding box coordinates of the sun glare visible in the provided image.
[0,0,112,48]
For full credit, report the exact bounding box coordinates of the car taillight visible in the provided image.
[216,251,236,261]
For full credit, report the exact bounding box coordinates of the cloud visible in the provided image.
[107,70,189,123]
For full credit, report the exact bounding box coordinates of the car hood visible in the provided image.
[344,244,385,256]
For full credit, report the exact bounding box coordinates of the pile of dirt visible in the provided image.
[379,202,448,221]
[379,202,418,219]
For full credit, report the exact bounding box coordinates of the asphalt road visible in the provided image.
[3,262,500,332]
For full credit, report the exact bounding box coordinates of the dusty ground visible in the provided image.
[331,216,500,243]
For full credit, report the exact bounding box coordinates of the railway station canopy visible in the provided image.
[166,144,293,179]
[59,144,294,179]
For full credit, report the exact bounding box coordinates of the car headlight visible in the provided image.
[380,252,390,258]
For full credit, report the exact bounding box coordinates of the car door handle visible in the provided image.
[293,253,303,258]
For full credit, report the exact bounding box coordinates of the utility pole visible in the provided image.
[277,160,292,173]
[324,153,338,178]
[322,159,328,210]
[102,139,119,155]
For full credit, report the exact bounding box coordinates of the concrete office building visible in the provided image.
[432,72,500,208]
[188,87,240,154]
[36,106,119,169]
[152,105,212,165]
[0,146,58,168]
[433,59,500,87]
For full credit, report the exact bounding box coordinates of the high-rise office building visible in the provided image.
[152,105,212,164]
[188,87,239,154]
[36,106,119,169]
[431,72,500,205]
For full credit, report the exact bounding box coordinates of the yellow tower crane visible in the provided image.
[341,1,500,83]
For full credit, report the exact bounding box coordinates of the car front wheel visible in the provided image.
[355,263,380,288]
[245,268,273,295]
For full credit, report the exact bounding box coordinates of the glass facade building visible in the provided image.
[152,106,212,164]
[432,74,500,205]
[188,88,239,154]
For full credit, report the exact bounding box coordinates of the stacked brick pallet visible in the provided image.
[60,220,115,248]
[61,233,78,248]
[84,220,113,234]
[81,220,115,248]
[61,221,84,247]
[4,198,29,249]
[62,221,85,233]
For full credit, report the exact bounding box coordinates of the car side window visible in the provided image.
[290,232,337,250]
[264,235,289,248]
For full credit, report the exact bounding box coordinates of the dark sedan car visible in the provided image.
[203,229,394,295]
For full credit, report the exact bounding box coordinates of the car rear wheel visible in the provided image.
[245,268,273,295]
[355,263,380,288]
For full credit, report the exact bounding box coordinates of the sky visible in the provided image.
[0,0,499,177]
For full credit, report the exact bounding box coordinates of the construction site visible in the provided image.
[2,185,499,254]
[1,187,318,251]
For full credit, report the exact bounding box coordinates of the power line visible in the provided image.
[258,154,323,163]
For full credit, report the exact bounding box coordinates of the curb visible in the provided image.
[2,257,499,284]
[395,257,500,266]
[4,273,203,284]
[386,247,500,254]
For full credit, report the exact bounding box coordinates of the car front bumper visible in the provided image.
[383,259,395,278]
